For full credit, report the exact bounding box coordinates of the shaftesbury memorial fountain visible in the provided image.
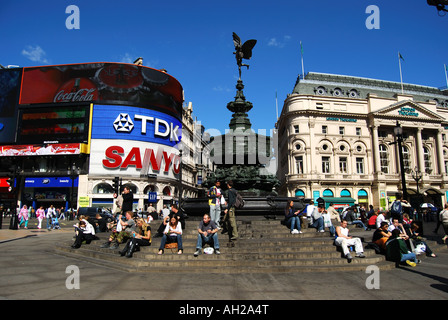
[183,33,305,216]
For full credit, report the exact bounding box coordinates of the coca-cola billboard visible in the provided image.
[20,63,183,119]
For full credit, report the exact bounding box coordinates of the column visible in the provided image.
[436,128,445,175]
[416,127,425,174]
[371,125,380,173]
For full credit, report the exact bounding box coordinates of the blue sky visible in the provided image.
[1,0,447,135]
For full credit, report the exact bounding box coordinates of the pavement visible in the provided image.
[0,216,448,305]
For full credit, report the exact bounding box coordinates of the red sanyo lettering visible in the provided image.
[102,146,180,174]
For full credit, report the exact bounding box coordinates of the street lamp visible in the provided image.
[393,121,408,200]
[411,166,423,195]
[68,163,80,217]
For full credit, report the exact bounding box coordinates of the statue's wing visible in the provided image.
[232,32,241,48]
[241,39,257,59]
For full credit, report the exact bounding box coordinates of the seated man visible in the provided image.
[194,213,221,256]
[101,211,136,249]
[335,219,366,263]
[309,204,325,232]
[372,221,391,251]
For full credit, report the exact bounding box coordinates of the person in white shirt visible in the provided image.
[46,205,56,230]
[306,200,316,219]
[376,210,387,229]
[158,215,183,255]
[335,220,365,263]
[71,220,96,249]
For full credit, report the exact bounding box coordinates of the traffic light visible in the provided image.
[6,177,14,192]
[112,176,119,194]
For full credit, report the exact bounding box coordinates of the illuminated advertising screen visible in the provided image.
[0,68,22,143]
[19,63,183,120]
[91,104,182,147]
[89,104,182,178]
[17,104,90,144]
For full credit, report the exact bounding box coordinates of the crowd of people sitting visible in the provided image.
[284,192,446,266]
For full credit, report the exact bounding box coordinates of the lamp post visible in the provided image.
[411,166,423,195]
[393,121,408,200]
[411,166,423,221]
[68,163,80,217]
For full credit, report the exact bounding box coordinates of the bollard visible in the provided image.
[9,213,18,230]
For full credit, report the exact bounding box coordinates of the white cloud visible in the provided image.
[212,85,231,92]
[267,35,291,48]
[21,45,50,64]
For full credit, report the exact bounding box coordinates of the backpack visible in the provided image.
[234,191,245,209]
[390,201,402,217]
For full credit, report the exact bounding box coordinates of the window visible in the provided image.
[423,147,432,174]
[356,127,361,135]
[295,156,304,174]
[339,126,345,135]
[322,125,328,134]
[339,157,348,173]
[402,146,411,173]
[293,125,299,134]
[356,158,364,174]
[322,157,330,173]
[379,144,389,173]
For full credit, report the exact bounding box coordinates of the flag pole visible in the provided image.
[300,41,305,80]
[275,91,279,121]
[398,52,404,94]
[444,64,448,88]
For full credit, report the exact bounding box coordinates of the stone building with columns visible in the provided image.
[277,72,448,210]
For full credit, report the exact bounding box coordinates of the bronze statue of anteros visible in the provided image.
[232,32,257,80]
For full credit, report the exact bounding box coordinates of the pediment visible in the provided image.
[371,100,444,121]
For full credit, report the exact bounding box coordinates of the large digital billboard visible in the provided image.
[89,104,182,178]
[19,63,183,120]
[0,68,22,143]
[91,104,181,147]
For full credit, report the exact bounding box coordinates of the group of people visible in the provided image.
[14,204,64,230]
[70,180,242,258]
[284,192,446,266]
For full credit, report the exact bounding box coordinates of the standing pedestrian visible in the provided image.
[223,180,239,246]
[36,206,45,229]
[208,180,223,228]
[46,205,56,230]
[440,203,448,243]
[121,186,133,215]
[18,205,29,229]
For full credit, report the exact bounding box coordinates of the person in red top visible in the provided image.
[367,211,378,229]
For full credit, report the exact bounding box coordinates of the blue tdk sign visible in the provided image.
[92,105,182,147]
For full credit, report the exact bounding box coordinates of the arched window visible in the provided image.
[163,186,171,196]
[340,189,351,197]
[379,144,389,173]
[295,189,305,197]
[93,183,114,194]
[402,146,411,173]
[323,189,334,197]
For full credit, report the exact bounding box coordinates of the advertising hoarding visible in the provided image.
[91,104,182,147]
[19,63,183,120]
[89,139,180,179]
[0,68,22,143]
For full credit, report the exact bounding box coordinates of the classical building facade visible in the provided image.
[277,72,448,209]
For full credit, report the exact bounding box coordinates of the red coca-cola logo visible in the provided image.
[53,78,98,103]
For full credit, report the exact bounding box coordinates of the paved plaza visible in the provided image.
[0,217,447,303]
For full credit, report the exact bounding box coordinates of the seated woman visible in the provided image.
[284,200,302,234]
[72,220,96,249]
[408,222,436,258]
[386,229,420,267]
[119,218,151,258]
[372,221,391,251]
[158,214,183,255]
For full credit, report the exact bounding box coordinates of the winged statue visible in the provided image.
[232,32,257,80]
